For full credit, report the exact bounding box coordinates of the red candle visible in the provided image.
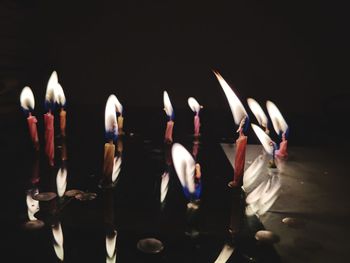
[276,133,288,159]
[231,130,247,187]
[44,111,55,166]
[164,120,174,144]
[163,91,174,144]
[59,108,66,137]
[27,113,39,151]
[188,97,202,138]
[194,114,200,137]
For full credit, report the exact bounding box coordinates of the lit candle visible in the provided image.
[44,71,58,166]
[188,97,203,138]
[163,90,174,144]
[266,100,289,159]
[102,95,118,187]
[213,70,249,188]
[251,123,277,168]
[247,98,269,134]
[20,86,39,151]
[55,82,67,137]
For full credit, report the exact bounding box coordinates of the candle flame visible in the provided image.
[106,230,117,261]
[46,71,58,103]
[171,143,196,196]
[56,167,67,197]
[20,86,35,111]
[112,156,122,183]
[266,100,288,136]
[160,172,170,203]
[163,90,174,119]
[251,124,275,155]
[213,70,248,126]
[247,98,268,129]
[26,191,39,221]
[105,95,119,138]
[214,243,235,263]
[55,83,66,106]
[52,222,64,261]
[188,97,201,113]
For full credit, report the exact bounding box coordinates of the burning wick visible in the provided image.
[188,97,203,138]
[163,90,174,144]
[102,95,119,187]
[20,87,39,151]
[266,100,289,160]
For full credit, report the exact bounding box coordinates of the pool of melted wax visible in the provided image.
[3,134,280,263]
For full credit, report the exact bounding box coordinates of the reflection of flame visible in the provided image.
[188,97,201,113]
[112,156,122,183]
[266,100,288,136]
[214,243,235,263]
[160,172,170,203]
[163,90,174,119]
[106,230,117,263]
[20,86,35,110]
[251,124,275,155]
[46,71,58,103]
[243,154,266,192]
[171,143,197,198]
[245,172,281,217]
[26,191,39,220]
[52,222,64,261]
[213,70,248,126]
[55,83,66,106]
[56,168,67,197]
[105,95,119,137]
[247,98,268,129]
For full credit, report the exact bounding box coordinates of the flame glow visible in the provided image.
[247,98,268,128]
[160,172,170,203]
[251,124,274,155]
[52,222,64,261]
[266,100,288,136]
[163,90,174,119]
[26,192,39,221]
[105,95,118,136]
[171,143,196,195]
[213,71,248,126]
[20,86,35,111]
[56,168,67,197]
[106,230,117,263]
[46,71,58,103]
[188,97,201,113]
[112,156,122,183]
[55,83,66,106]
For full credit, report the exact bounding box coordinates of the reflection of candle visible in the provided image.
[20,87,39,151]
[188,97,203,138]
[266,100,289,159]
[163,91,174,144]
[44,71,58,166]
[213,70,249,188]
[52,222,64,261]
[103,95,118,185]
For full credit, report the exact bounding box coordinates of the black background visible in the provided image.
[1,0,349,147]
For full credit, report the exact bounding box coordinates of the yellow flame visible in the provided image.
[56,168,67,197]
[163,90,174,118]
[251,124,274,155]
[20,86,35,110]
[105,95,119,134]
[213,71,247,126]
[266,100,288,135]
[171,143,196,194]
[187,97,201,113]
[55,83,66,106]
[106,230,117,262]
[46,71,58,103]
[247,98,268,128]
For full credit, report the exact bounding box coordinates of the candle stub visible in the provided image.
[164,120,174,144]
[117,115,124,134]
[60,109,66,137]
